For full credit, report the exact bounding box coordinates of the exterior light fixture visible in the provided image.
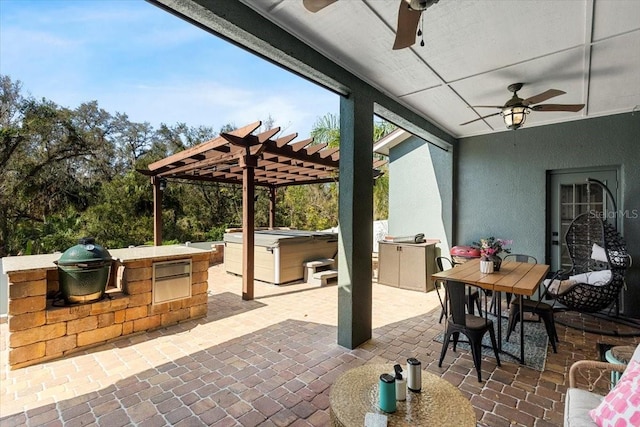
[501,105,530,130]
[158,178,167,191]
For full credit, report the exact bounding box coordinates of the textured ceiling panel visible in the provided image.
[235,0,640,138]
[589,31,640,115]
[593,0,640,40]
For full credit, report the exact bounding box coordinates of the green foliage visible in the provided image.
[282,183,338,230]
[0,75,395,255]
[374,167,389,220]
[205,224,229,242]
[310,113,340,148]
[284,113,394,227]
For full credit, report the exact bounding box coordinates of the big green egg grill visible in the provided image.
[56,237,112,304]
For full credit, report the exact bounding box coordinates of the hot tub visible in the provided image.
[224,230,338,284]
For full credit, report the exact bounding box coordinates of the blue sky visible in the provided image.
[0,0,338,138]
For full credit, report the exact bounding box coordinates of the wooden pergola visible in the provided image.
[139,121,385,300]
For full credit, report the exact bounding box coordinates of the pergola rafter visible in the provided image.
[139,121,385,300]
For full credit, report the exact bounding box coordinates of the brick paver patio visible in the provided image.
[2,263,639,426]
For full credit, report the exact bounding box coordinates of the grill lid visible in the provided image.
[57,237,112,266]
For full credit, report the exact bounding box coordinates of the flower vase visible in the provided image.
[492,256,502,272]
[480,260,494,274]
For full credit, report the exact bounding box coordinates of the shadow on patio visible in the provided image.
[1,264,639,426]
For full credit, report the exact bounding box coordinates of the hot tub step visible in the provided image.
[303,258,337,286]
[311,270,338,286]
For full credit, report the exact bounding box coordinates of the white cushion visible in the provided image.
[565,388,602,427]
[569,270,612,287]
[546,278,578,295]
[591,243,608,262]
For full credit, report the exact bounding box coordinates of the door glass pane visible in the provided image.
[576,184,588,204]
[590,187,603,204]
[561,205,573,220]
[561,185,573,203]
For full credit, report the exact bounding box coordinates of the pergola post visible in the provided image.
[152,177,163,246]
[241,153,257,300]
[269,187,276,229]
[337,94,374,349]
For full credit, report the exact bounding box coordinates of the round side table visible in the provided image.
[329,364,476,427]
[605,345,635,387]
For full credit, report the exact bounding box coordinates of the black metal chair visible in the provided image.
[506,285,559,353]
[435,256,482,323]
[438,280,500,382]
[548,212,631,313]
[504,253,559,353]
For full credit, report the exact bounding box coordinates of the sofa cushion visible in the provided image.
[547,278,578,295]
[589,359,640,427]
[565,388,603,427]
[591,243,608,262]
[569,270,612,287]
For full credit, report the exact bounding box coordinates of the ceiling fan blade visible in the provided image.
[460,112,501,126]
[470,105,503,109]
[522,89,566,105]
[302,0,336,13]
[393,0,422,50]
[531,104,585,112]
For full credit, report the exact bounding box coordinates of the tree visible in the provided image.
[0,74,393,255]
[310,113,340,148]
[280,113,395,229]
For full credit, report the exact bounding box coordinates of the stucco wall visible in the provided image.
[388,136,454,258]
[457,112,640,315]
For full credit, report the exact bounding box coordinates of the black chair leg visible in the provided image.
[469,338,483,382]
[452,332,460,352]
[438,332,451,367]
[474,295,482,317]
[542,314,558,353]
[437,287,447,324]
[553,317,560,342]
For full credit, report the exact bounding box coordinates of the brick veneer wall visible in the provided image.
[6,253,209,369]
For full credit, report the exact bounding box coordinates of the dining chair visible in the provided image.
[506,277,559,353]
[435,257,482,323]
[438,281,501,382]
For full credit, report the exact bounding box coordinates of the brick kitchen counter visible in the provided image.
[3,245,212,369]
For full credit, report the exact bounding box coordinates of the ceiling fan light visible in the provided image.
[502,106,530,130]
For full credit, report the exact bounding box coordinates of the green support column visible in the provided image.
[337,94,374,349]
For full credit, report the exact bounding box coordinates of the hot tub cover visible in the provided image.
[224,230,338,247]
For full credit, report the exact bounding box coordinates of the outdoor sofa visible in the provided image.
[564,343,640,426]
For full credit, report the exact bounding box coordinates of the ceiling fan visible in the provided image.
[302,0,439,50]
[461,83,586,130]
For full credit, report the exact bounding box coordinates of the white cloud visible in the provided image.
[92,79,337,138]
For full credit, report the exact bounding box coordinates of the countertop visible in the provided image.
[2,245,211,274]
[378,239,441,246]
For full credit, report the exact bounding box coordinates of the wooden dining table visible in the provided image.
[431,258,550,365]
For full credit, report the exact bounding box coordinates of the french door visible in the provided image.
[548,168,618,271]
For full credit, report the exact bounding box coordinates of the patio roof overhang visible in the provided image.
[138,121,385,300]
